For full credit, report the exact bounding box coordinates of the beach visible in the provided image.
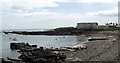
[62,31,119,61]
[1,31,120,63]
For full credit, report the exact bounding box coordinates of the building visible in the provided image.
[76,22,98,29]
[105,22,117,27]
[116,24,120,27]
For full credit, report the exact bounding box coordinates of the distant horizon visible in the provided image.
[2,22,119,30]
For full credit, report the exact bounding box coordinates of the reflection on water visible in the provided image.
[1,33,88,59]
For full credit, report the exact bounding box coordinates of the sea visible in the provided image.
[0,29,88,59]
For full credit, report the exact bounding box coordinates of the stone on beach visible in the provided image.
[73,43,87,49]
[10,42,37,50]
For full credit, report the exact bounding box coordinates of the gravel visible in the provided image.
[62,32,119,61]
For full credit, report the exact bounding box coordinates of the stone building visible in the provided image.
[76,22,98,29]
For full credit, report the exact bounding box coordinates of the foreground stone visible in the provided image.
[8,42,66,63]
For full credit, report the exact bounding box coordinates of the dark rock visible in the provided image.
[1,58,12,63]
[7,57,21,62]
[9,42,66,63]
[31,45,37,48]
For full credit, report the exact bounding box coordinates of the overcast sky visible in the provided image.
[1,0,119,29]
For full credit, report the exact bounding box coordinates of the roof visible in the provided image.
[77,22,98,24]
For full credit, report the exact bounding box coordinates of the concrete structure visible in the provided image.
[76,22,98,29]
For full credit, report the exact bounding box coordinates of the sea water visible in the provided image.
[1,33,88,59]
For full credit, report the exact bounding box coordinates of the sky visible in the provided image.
[1,0,119,29]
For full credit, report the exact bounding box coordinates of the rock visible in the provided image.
[10,42,37,50]
[73,43,87,49]
[9,42,66,63]
[7,57,21,62]
[31,45,37,48]
[1,58,12,63]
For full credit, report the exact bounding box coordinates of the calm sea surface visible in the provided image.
[1,33,88,59]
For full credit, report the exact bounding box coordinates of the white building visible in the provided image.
[105,22,117,27]
[76,22,98,29]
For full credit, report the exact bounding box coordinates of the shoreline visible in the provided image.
[62,31,119,61]
[1,31,119,62]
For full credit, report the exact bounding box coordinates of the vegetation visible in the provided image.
[54,27,77,32]
[54,26,120,32]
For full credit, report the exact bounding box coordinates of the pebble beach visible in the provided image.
[62,31,119,61]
